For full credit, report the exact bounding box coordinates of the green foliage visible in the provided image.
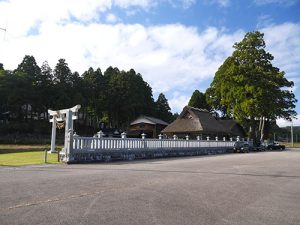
[0,150,60,166]
[155,93,173,123]
[104,67,156,128]
[207,31,297,139]
[188,90,211,111]
[0,55,178,138]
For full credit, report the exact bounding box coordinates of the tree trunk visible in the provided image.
[260,117,265,142]
[248,117,255,140]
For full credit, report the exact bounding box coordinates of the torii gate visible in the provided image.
[48,105,81,154]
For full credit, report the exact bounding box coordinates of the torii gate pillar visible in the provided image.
[50,116,57,153]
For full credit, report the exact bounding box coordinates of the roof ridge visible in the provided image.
[185,105,209,113]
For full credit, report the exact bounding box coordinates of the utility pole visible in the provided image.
[0,27,6,40]
[291,121,294,148]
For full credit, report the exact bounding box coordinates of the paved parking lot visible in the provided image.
[1,149,300,225]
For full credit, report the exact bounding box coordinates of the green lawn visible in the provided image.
[281,142,300,148]
[0,144,62,166]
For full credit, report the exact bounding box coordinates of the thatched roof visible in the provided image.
[130,115,169,126]
[161,106,229,134]
[219,119,245,136]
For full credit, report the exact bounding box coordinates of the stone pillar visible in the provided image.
[121,132,127,139]
[141,133,146,139]
[223,137,226,141]
[97,130,104,138]
[237,136,240,141]
[230,137,233,142]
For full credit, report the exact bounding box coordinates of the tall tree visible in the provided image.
[155,93,173,123]
[207,31,297,140]
[104,67,155,128]
[82,67,105,128]
[15,55,41,83]
[188,90,211,111]
[53,58,72,84]
[34,61,54,119]
[53,59,74,108]
[14,55,42,120]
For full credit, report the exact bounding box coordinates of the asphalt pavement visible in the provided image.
[0,149,300,225]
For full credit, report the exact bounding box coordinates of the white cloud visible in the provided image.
[168,0,197,9]
[0,0,299,116]
[205,0,231,7]
[254,0,299,6]
[261,23,300,79]
[106,13,119,23]
[114,0,155,9]
[277,117,300,127]
[182,0,196,8]
[257,14,274,28]
[0,19,244,98]
[169,92,191,113]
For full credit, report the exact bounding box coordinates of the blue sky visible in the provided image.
[0,0,299,126]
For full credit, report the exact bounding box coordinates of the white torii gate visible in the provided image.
[48,105,81,154]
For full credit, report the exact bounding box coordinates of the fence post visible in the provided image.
[44,149,47,163]
[97,130,104,138]
[121,132,127,139]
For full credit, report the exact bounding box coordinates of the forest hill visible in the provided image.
[0,56,176,138]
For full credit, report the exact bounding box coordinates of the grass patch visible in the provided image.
[0,144,63,153]
[281,142,300,148]
[0,151,60,166]
[0,144,63,166]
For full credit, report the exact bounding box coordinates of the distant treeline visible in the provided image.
[0,55,176,136]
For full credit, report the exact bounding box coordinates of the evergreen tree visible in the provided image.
[188,90,211,111]
[207,31,297,140]
[155,93,173,123]
[53,59,74,108]
[14,55,42,119]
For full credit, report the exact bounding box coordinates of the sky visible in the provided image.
[0,0,299,127]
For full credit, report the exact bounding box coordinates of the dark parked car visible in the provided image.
[252,142,266,152]
[234,142,250,153]
[267,142,285,150]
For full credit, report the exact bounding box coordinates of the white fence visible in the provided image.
[72,136,235,151]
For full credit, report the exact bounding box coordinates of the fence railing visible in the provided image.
[72,136,235,151]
